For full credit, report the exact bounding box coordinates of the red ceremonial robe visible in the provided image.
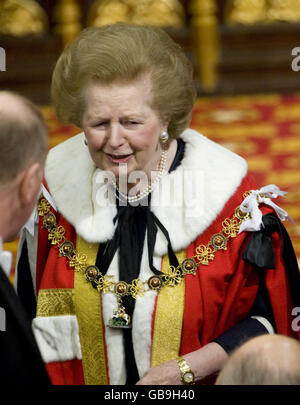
[17,129,299,385]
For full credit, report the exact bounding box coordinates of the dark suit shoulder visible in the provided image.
[0,265,50,384]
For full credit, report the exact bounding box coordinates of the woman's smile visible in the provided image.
[105,152,134,164]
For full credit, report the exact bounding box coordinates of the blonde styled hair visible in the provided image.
[51,22,196,139]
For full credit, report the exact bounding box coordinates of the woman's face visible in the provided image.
[82,76,168,184]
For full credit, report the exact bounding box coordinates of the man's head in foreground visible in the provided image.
[216,334,300,385]
[0,91,48,242]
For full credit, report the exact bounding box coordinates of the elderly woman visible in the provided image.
[17,23,299,385]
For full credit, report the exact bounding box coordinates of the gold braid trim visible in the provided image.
[37,196,250,300]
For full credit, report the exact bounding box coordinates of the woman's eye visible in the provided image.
[124,120,140,126]
[92,121,107,128]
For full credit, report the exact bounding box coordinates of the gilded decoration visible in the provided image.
[225,0,268,24]
[97,275,115,294]
[53,0,82,46]
[48,225,65,245]
[129,279,147,299]
[267,0,300,23]
[87,0,185,28]
[36,289,75,317]
[189,0,220,91]
[69,252,87,272]
[195,244,215,266]
[225,0,300,24]
[0,0,48,36]
[222,217,240,238]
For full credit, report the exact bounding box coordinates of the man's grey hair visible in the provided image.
[0,91,48,184]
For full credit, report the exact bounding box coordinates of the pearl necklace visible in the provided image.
[112,148,168,203]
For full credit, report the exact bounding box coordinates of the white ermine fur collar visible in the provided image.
[45,128,248,254]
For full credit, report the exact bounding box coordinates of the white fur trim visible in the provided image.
[132,242,159,378]
[32,315,82,363]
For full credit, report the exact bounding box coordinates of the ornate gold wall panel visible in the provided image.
[225,0,267,24]
[190,0,220,91]
[87,0,185,28]
[267,0,300,23]
[225,0,300,24]
[53,0,82,46]
[0,0,48,36]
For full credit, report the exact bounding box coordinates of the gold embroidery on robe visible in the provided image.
[74,236,108,385]
[36,288,75,317]
[151,250,186,366]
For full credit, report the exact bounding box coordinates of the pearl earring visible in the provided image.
[84,138,88,146]
[160,130,169,145]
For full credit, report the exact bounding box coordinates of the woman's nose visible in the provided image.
[108,124,125,149]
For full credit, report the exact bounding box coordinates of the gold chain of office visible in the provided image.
[37,195,251,301]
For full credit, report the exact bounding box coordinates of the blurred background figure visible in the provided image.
[0,91,50,384]
[215,334,300,385]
